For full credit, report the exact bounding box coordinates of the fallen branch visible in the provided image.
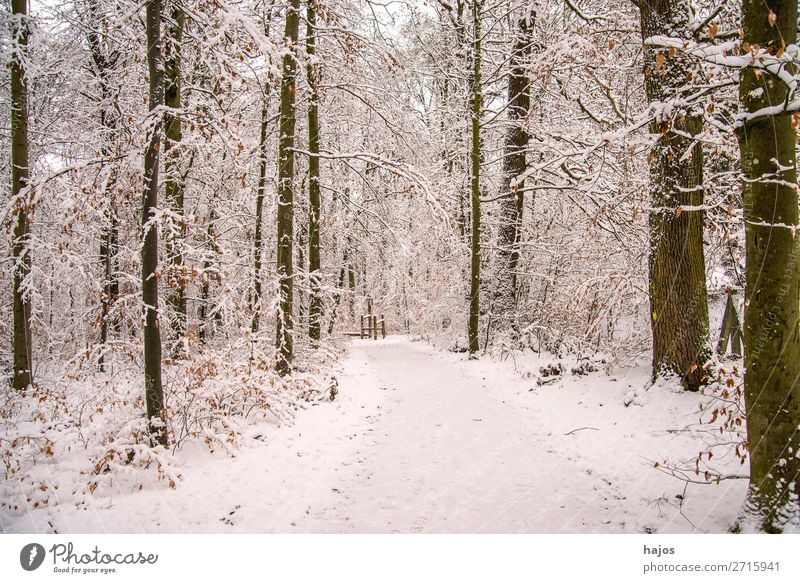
[565,426,599,436]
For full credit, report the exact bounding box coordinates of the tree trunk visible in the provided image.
[327,245,349,336]
[467,0,482,357]
[307,0,322,344]
[639,1,710,390]
[494,12,532,331]
[99,198,119,370]
[275,0,300,375]
[163,3,186,354]
[199,202,222,345]
[296,208,307,326]
[142,0,167,447]
[10,0,33,390]
[250,7,274,335]
[738,0,800,533]
[251,103,269,333]
[453,1,468,242]
[87,0,120,372]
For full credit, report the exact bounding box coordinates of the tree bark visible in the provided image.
[199,209,213,344]
[163,3,186,354]
[737,0,800,532]
[199,203,221,345]
[251,103,269,333]
[452,1,468,242]
[87,0,120,372]
[467,0,482,357]
[639,1,710,390]
[307,0,322,344]
[199,151,223,347]
[494,12,532,332]
[327,245,349,336]
[250,6,274,335]
[11,0,33,390]
[275,0,300,375]
[142,0,167,446]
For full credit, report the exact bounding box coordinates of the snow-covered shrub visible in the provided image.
[0,340,339,514]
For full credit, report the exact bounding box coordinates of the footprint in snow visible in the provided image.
[219,505,242,526]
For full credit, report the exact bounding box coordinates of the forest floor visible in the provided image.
[2,336,747,534]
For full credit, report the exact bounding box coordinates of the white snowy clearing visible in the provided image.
[2,336,747,534]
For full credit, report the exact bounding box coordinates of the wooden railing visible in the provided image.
[341,314,387,339]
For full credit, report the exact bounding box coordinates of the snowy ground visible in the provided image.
[1,336,747,533]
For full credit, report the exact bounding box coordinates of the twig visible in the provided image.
[565,426,599,435]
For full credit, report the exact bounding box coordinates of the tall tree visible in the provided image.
[163,2,187,353]
[199,205,218,344]
[467,0,482,357]
[10,0,33,390]
[200,151,223,345]
[86,0,121,372]
[434,0,469,241]
[142,0,168,446]
[306,0,322,343]
[738,0,800,532]
[250,4,275,335]
[275,0,301,375]
[251,101,269,334]
[494,9,532,331]
[639,1,710,390]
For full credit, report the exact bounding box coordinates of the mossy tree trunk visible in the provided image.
[306,0,322,344]
[275,0,300,375]
[738,0,800,533]
[11,0,33,390]
[640,1,710,390]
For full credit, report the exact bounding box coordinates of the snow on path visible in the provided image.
[304,338,607,533]
[4,336,747,534]
[294,337,744,533]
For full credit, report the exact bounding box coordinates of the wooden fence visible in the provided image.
[717,290,742,357]
[343,314,387,339]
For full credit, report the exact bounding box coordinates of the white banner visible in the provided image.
[1,534,796,582]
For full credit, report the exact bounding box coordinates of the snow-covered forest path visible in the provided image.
[7,336,747,534]
[301,337,613,533]
[280,336,742,534]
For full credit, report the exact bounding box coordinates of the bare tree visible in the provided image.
[467,0,482,357]
[10,0,33,390]
[307,0,322,344]
[163,1,187,354]
[493,8,533,333]
[142,0,167,446]
[275,0,301,375]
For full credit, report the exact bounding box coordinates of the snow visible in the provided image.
[1,337,747,534]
